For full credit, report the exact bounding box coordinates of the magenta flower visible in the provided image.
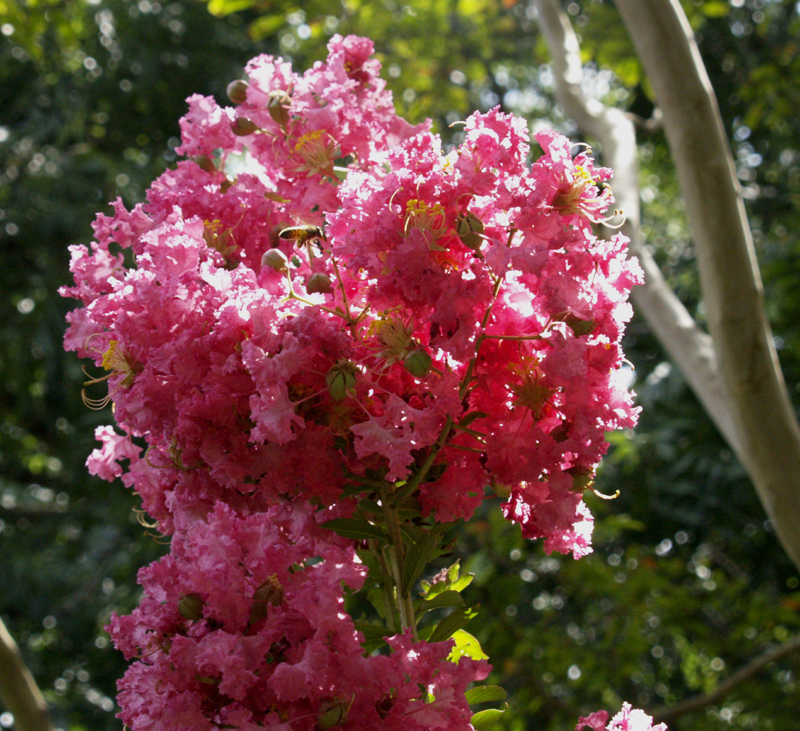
[63,34,654,730]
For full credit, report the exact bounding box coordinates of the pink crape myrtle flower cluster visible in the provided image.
[577,703,667,731]
[108,502,486,731]
[61,33,651,731]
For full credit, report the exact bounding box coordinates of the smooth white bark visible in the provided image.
[534,0,800,571]
[532,0,740,457]
[0,618,54,731]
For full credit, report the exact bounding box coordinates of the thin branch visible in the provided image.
[0,617,55,731]
[613,0,800,574]
[651,634,800,723]
[532,0,742,459]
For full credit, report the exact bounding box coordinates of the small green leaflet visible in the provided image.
[447,630,488,662]
[354,621,387,654]
[402,530,439,594]
[427,606,478,643]
[464,685,507,705]
[471,706,507,730]
[321,518,387,542]
[419,559,474,599]
[416,590,465,618]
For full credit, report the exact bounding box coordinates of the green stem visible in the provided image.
[482,332,544,341]
[394,415,454,506]
[370,538,400,635]
[380,484,418,638]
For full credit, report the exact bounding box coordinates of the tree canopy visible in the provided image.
[2,1,800,730]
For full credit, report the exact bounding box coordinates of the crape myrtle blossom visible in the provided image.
[109,502,488,731]
[61,33,653,731]
[576,703,668,731]
[64,37,641,551]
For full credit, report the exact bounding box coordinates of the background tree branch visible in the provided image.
[532,0,740,457]
[651,633,800,723]
[534,0,800,573]
[0,617,54,731]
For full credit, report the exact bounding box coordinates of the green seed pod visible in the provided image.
[564,314,596,337]
[490,476,512,498]
[306,272,333,294]
[261,248,288,272]
[403,349,432,378]
[455,211,485,251]
[192,155,217,173]
[252,576,284,606]
[317,701,348,730]
[231,117,259,136]
[178,593,204,621]
[226,79,249,105]
[567,466,594,492]
[550,422,571,443]
[325,361,357,400]
[267,89,292,129]
[248,576,284,626]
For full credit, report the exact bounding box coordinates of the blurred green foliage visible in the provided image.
[2,0,800,729]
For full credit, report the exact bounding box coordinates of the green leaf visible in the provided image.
[458,411,488,427]
[471,707,507,730]
[247,13,292,42]
[357,498,383,516]
[366,585,387,620]
[340,482,370,498]
[464,685,507,705]
[355,548,381,574]
[321,518,387,542]
[399,522,426,546]
[700,1,729,18]
[416,590,465,618]
[356,616,389,654]
[395,507,423,521]
[420,559,474,599]
[206,0,256,16]
[447,560,461,584]
[449,574,474,593]
[402,529,439,594]
[354,621,387,641]
[428,606,477,643]
[448,630,489,662]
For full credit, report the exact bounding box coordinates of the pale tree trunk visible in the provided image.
[0,618,55,731]
[533,0,800,573]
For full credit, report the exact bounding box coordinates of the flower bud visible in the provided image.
[267,89,292,129]
[261,248,288,272]
[306,272,333,294]
[226,79,249,105]
[253,576,284,606]
[550,422,571,443]
[231,117,259,136]
[490,476,512,498]
[248,576,284,626]
[178,593,204,621]
[567,466,594,492]
[326,361,357,400]
[192,155,217,173]
[455,211,485,251]
[403,349,432,378]
[564,314,596,337]
[317,700,348,730]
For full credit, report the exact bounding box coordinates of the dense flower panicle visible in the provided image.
[109,503,488,731]
[64,35,641,551]
[62,33,651,731]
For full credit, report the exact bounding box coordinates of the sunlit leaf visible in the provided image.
[448,629,489,662]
